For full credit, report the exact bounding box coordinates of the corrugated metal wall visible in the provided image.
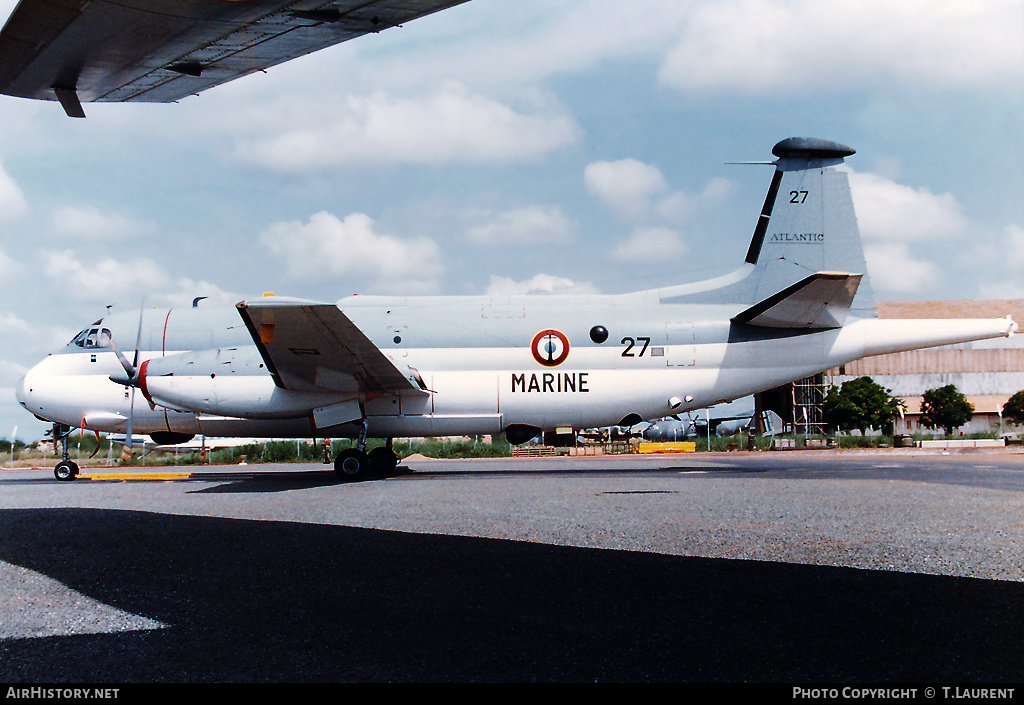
[834,349,1024,376]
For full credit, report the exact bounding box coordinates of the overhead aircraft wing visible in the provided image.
[0,0,471,116]
[734,272,862,329]
[236,298,428,396]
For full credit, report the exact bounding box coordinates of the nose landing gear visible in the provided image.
[52,423,79,481]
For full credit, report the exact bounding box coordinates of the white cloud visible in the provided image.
[846,167,982,296]
[977,224,1024,299]
[232,83,581,170]
[585,158,732,226]
[486,273,599,296]
[260,211,442,294]
[977,280,1024,300]
[612,226,687,263]
[659,0,1024,94]
[465,205,577,245]
[0,310,73,365]
[350,1,692,90]
[1006,224,1024,270]
[584,158,669,221]
[848,165,1022,299]
[0,247,21,283]
[44,250,171,301]
[40,250,236,308]
[846,168,968,243]
[863,242,939,294]
[0,160,28,220]
[655,177,733,222]
[50,206,155,241]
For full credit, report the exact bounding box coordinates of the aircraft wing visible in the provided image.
[236,298,428,396]
[734,272,862,329]
[0,0,471,116]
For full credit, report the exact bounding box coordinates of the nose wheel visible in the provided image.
[54,460,79,481]
[52,423,79,481]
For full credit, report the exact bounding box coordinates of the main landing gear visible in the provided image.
[332,426,400,482]
[333,445,400,481]
[52,423,79,481]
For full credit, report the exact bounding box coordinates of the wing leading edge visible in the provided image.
[236,297,428,397]
[0,0,471,115]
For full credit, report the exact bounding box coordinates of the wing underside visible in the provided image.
[0,0,470,110]
[236,298,427,396]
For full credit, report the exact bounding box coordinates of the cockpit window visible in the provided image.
[70,327,113,349]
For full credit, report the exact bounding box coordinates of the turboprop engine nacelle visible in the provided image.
[137,347,350,419]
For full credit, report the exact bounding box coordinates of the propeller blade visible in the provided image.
[120,303,145,463]
[109,339,137,382]
[131,306,143,369]
[121,390,135,462]
[107,303,147,386]
[89,430,101,459]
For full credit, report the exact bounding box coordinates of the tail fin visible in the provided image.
[661,137,876,321]
[745,137,875,319]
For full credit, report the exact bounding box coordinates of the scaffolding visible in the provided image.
[790,373,827,436]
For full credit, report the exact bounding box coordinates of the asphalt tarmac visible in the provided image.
[1,448,1023,683]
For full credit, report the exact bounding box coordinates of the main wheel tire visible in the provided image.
[54,461,79,481]
[334,448,370,481]
[368,446,399,476]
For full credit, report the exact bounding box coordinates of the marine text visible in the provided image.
[512,372,589,393]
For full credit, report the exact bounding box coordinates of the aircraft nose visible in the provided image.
[16,359,78,426]
[15,364,42,414]
[15,371,30,409]
[16,362,52,418]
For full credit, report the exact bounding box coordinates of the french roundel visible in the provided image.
[531,329,570,367]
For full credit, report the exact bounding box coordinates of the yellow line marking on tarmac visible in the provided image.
[81,472,197,481]
[636,442,697,454]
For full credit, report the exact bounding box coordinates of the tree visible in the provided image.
[823,376,904,435]
[919,384,974,436]
[1003,390,1024,427]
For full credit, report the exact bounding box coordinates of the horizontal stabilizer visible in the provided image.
[734,272,862,329]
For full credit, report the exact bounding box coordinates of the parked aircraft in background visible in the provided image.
[17,138,1018,480]
[0,0,472,116]
[640,398,783,442]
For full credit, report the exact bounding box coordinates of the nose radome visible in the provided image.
[15,371,30,408]
[16,363,48,414]
[15,364,47,414]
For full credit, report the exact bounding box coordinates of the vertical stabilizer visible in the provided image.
[747,138,875,318]
[660,138,875,320]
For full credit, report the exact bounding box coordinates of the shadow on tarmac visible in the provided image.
[1,507,1021,682]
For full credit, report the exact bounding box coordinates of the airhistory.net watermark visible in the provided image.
[6,688,119,700]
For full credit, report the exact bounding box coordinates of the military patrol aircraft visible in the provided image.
[641,397,767,442]
[0,0,472,117]
[16,138,1019,481]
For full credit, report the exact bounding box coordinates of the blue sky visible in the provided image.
[0,0,1022,441]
